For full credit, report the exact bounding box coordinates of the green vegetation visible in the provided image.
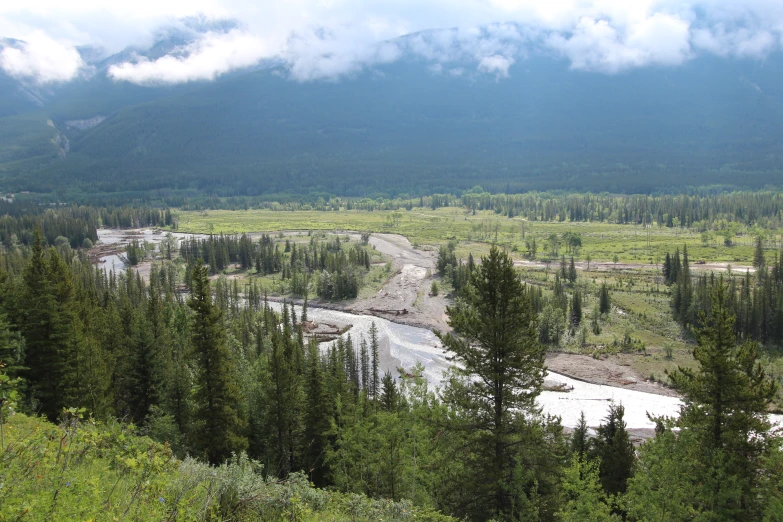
[0,223,781,520]
[0,412,452,521]
[176,204,781,265]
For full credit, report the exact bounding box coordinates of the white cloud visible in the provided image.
[547,13,691,73]
[108,29,271,84]
[1,0,783,84]
[478,54,514,78]
[0,30,85,83]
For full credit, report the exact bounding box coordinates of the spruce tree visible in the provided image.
[753,236,766,270]
[570,411,590,457]
[570,290,583,326]
[21,229,68,420]
[599,283,611,315]
[437,245,546,518]
[568,256,577,283]
[591,402,634,496]
[303,340,329,485]
[379,371,398,412]
[369,322,379,400]
[188,261,247,464]
[666,280,778,517]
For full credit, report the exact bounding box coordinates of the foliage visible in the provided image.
[0,413,453,521]
[628,282,781,519]
[437,245,558,519]
[557,455,619,522]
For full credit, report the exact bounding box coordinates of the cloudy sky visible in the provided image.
[1,0,782,85]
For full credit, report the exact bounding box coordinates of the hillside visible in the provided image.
[1,49,783,199]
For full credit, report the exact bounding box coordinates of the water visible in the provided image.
[269,303,697,429]
[96,228,206,272]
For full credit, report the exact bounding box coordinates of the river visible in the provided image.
[94,229,782,432]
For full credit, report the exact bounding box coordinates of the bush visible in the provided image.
[82,238,94,249]
[430,281,439,296]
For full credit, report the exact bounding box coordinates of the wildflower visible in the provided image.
[66,482,71,487]
[158,497,165,503]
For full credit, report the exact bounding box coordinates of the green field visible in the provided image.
[176,207,776,265]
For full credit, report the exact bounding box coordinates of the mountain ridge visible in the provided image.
[1,41,782,199]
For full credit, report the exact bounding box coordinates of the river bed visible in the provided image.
[270,304,694,430]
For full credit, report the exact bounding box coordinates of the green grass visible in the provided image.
[176,207,775,265]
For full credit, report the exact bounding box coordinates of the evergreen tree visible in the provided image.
[599,283,611,315]
[570,411,590,457]
[369,322,379,400]
[188,261,247,464]
[21,229,68,420]
[437,245,547,519]
[568,256,577,283]
[570,290,583,326]
[303,340,329,486]
[665,280,778,518]
[557,455,617,522]
[379,371,398,412]
[590,403,634,496]
[753,235,766,270]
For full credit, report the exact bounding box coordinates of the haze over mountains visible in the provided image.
[1,18,783,199]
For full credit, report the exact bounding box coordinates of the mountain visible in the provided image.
[1,39,783,199]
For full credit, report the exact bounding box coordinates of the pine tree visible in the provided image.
[662,252,672,284]
[359,337,369,392]
[369,322,379,400]
[753,235,766,270]
[570,290,583,326]
[599,283,611,315]
[188,261,247,464]
[666,280,778,517]
[303,340,329,486]
[379,371,398,412]
[437,245,546,518]
[21,229,68,421]
[568,256,577,283]
[570,411,590,457]
[591,402,634,496]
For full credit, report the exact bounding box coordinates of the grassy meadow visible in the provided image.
[176,207,775,265]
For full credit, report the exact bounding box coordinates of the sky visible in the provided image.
[1,0,782,85]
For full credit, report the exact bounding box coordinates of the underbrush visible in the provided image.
[0,411,452,521]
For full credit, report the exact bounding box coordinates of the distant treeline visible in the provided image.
[176,190,783,229]
[0,201,173,248]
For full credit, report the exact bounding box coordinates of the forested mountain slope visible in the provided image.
[1,47,782,198]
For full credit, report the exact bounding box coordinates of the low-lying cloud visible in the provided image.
[1,1,783,85]
[0,31,85,83]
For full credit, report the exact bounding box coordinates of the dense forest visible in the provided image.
[0,231,780,520]
[2,55,783,199]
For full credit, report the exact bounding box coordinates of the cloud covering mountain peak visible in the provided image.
[1,0,782,85]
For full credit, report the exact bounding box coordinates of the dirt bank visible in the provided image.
[546,352,678,397]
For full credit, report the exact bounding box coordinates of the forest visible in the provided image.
[0,216,781,519]
[0,195,781,519]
